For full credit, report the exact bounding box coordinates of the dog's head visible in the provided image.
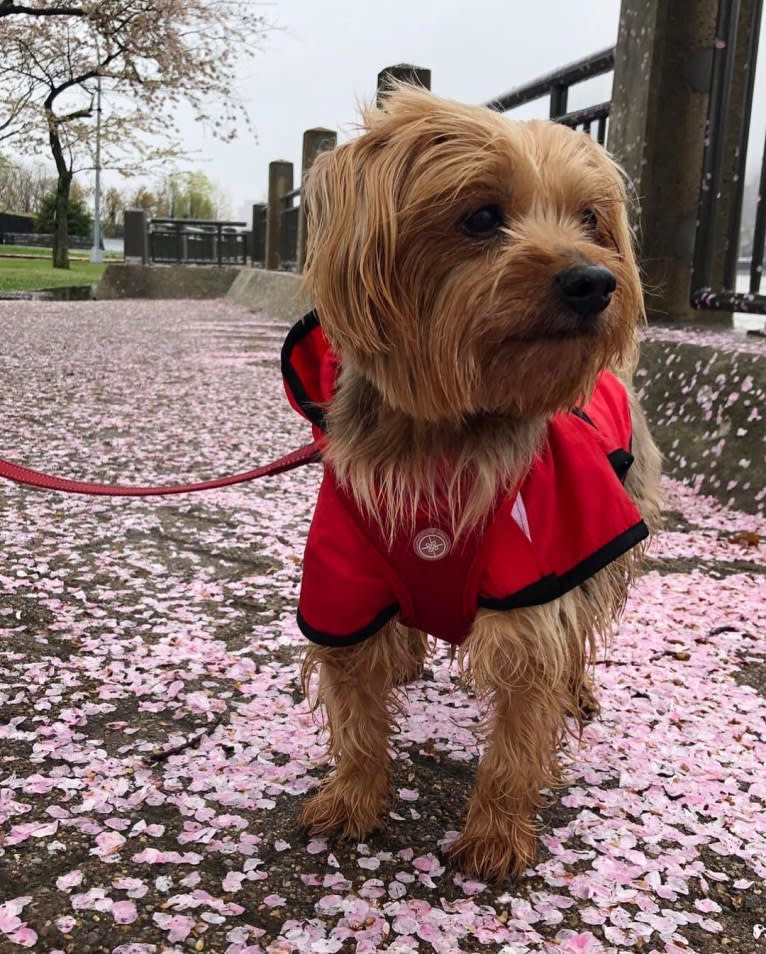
[303,85,643,422]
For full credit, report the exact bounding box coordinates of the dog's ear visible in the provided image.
[614,176,644,311]
[301,135,405,360]
[605,160,645,375]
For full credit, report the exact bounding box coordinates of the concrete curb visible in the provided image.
[97,264,242,300]
[226,267,309,321]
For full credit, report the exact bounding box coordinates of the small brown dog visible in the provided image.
[285,85,661,881]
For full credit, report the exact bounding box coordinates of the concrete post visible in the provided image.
[296,128,337,274]
[609,0,725,321]
[377,63,431,104]
[123,209,148,264]
[265,161,294,271]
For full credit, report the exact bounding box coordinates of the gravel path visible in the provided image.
[0,299,764,954]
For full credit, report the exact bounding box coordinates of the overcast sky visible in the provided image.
[110,0,766,220]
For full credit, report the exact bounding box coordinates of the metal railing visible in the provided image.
[484,47,614,144]
[691,0,765,314]
[148,219,248,266]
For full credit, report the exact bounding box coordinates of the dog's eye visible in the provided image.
[581,208,598,232]
[462,205,504,238]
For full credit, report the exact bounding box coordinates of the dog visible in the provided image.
[280,84,662,881]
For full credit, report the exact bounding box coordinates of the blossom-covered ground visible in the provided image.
[1,299,764,954]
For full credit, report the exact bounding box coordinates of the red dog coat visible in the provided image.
[282,312,648,648]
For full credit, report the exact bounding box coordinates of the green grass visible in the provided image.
[0,256,107,292]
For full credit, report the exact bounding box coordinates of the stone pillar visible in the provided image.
[265,161,294,271]
[296,128,337,274]
[609,0,721,321]
[377,63,431,104]
[123,209,148,264]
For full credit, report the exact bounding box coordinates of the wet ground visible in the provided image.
[0,300,764,954]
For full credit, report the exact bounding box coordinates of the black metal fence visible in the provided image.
[485,47,614,145]
[148,219,248,266]
[691,0,765,314]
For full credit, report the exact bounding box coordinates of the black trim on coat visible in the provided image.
[607,449,635,484]
[477,520,648,612]
[297,603,400,647]
[571,404,634,483]
[571,406,596,428]
[281,310,328,431]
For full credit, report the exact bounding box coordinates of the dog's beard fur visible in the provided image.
[298,85,662,880]
[302,85,645,538]
[325,370,546,541]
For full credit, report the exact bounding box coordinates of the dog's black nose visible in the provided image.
[555,265,616,317]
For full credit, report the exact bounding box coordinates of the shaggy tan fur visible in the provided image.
[298,84,662,881]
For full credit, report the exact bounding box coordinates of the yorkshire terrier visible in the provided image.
[280,85,662,880]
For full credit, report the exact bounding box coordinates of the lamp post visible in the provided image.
[89,53,103,264]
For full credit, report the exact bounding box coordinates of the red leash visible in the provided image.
[0,442,321,497]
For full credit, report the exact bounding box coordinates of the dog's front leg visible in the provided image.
[397,625,429,684]
[299,622,409,839]
[450,606,578,881]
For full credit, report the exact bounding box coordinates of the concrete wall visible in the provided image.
[97,264,308,318]
[637,333,764,515]
[226,267,308,322]
[98,264,241,300]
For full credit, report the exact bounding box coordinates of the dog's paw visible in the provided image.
[447,822,537,882]
[299,777,388,840]
[576,678,601,723]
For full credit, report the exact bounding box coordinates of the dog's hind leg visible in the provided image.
[299,622,409,839]
[450,604,581,881]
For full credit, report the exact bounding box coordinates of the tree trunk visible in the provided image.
[53,171,71,269]
[46,108,71,270]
